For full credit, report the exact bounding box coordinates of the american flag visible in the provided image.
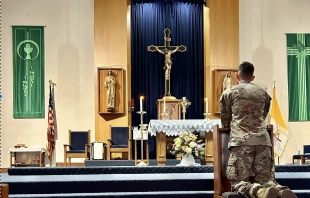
[46,84,55,163]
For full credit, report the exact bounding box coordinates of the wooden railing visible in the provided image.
[1,184,9,198]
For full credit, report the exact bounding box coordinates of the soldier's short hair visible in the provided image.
[238,61,254,78]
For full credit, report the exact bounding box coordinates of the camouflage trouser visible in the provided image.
[226,145,289,198]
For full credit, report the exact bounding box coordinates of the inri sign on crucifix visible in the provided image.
[148,28,186,99]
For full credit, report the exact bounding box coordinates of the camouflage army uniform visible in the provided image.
[220,80,289,198]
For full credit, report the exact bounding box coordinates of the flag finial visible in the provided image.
[49,79,57,87]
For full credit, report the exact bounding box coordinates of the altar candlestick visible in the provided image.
[163,97,166,113]
[205,98,209,113]
[140,96,144,112]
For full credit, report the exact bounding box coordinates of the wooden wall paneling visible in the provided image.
[205,0,239,118]
[208,0,239,68]
[94,0,128,66]
[127,2,132,131]
[94,67,100,141]
[94,0,130,147]
[204,6,212,118]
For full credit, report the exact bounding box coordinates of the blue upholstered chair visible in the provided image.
[292,145,310,164]
[63,130,90,167]
[106,126,132,160]
[213,125,274,198]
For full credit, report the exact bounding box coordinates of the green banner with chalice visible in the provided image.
[13,26,45,118]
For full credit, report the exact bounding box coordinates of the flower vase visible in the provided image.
[176,154,200,166]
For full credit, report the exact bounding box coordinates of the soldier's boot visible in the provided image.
[256,187,278,198]
[278,189,297,198]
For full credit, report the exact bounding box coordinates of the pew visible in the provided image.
[213,125,274,198]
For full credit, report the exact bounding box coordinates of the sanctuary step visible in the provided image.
[9,191,214,198]
[7,164,310,176]
[5,173,213,194]
[84,159,201,167]
[7,165,212,175]
[2,165,310,198]
[7,191,310,198]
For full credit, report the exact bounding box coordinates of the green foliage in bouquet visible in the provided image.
[167,131,205,159]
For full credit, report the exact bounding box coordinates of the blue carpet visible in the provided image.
[7,165,310,176]
[7,166,213,175]
[9,191,214,198]
[84,159,201,166]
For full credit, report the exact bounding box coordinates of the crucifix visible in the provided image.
[148,28,186,98]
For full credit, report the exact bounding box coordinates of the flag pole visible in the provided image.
[49,79,57,87]
[273,80,280,165]
[47,79,57,167]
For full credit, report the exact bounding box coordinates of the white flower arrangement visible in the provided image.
[168,131,205,159]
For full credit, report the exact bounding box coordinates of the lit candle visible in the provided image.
[163,97,166,113]
[205,98,209,113]
[140,96,143,112]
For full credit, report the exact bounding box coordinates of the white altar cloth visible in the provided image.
[148,119,221,136]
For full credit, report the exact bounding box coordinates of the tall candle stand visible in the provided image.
[136,110,148,166]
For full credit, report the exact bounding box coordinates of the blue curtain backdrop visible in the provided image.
[131,0,205,159]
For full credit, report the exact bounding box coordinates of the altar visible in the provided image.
[148,119,221,166]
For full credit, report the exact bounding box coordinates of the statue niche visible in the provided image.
[104,69,116,112]
[96,68,125,114]
[213,69,238,114]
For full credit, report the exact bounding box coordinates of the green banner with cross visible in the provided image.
[13,26,45,118]
[287,33,310,121]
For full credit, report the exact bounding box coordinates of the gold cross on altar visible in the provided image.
[179,97,191,120]
[148,28,186,98]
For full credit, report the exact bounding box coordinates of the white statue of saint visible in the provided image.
[104,70,116,111]
[223,72,233,91]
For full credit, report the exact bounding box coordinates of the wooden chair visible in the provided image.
[213,125,274,198]
[292,145,310,164]
[63,130,90,167]
[106,126,132,160]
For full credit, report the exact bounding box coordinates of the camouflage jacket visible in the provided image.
[220,80,272,148]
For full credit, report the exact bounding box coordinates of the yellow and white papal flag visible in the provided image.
[270,84,289,157]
